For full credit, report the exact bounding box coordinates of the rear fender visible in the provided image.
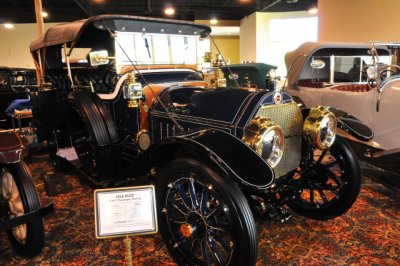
[143,129,274,192]
[0,132,28,163]
[302,107,374,142]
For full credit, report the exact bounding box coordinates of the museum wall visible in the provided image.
[0,23,57,68]
[240,13,257,63]
[240,11,313,64]
[210,36,240,64]
[318,0,400,42]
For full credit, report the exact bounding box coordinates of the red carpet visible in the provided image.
[0,154,399,265]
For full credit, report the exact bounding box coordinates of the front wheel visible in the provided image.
[287,136,361,220]
[157,158,257,265]
[1,161,44,257]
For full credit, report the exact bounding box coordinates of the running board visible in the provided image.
[369,147,400,158]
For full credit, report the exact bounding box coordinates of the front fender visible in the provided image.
[144,129,274,192]
[302,107,374,141]
[328,107,374,141]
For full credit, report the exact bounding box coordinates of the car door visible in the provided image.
[369,79,400,149]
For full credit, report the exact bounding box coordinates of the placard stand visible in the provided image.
[94,185,158,264]
[123,236,132,266]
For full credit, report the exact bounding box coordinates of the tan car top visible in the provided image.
[284,42,373,89]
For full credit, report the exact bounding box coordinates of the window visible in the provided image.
[267,17,318,76]
[115,32,200,66]
[305,55,392,83]
[115,33,135,64]
[152,35,170,64]
[134,33,153,64]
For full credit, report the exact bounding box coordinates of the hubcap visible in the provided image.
[180,223,193,238]
[1,168,27,244]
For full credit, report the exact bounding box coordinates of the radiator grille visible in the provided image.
[256,102,303,178]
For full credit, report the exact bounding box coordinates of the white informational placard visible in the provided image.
[94,185,158,238]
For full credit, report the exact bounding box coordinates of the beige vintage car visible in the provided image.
[285,42,400,174]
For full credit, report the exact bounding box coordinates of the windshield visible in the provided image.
[304,55,392,83]
[115,32,200,66]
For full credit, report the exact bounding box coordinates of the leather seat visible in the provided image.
[297,79,324,88]
[331,84,370,92]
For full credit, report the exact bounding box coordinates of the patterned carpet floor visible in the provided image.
[0,153,399,265]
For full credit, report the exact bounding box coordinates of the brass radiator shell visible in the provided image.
[256,102,303,178]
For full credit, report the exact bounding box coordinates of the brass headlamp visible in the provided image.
[303,106,337,150]
[242,117,285,168]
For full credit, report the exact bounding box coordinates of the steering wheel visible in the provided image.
[379,64,400,78]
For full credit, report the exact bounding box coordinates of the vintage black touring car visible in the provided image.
[29,15,372,265]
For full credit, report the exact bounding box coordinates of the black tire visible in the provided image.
[1,161,44,257]
[88,92,119,143]
[68,91,120,182]
[287,136,361,220]
[157,158,257,266]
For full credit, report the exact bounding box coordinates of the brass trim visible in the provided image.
[136,130,151,151]
[303,106,337,150]
[242,117,285,168]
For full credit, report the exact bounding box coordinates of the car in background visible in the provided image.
[0,67,35,129]
[29,15,372,265]
[203,63,277,90]
[285,42,400,175]
[0,131,53,257]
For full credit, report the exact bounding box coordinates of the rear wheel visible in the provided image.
[157,158,257,265]
[1,162,44,257]
[287,136,361,220]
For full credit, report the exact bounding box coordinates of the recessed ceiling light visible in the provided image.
[4,23,14,29]
[164,6,175,16]
[42,11,48,18]
[308,7,318,14]
[210,18,218,25]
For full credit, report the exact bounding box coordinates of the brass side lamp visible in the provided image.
[123,73,143,108]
